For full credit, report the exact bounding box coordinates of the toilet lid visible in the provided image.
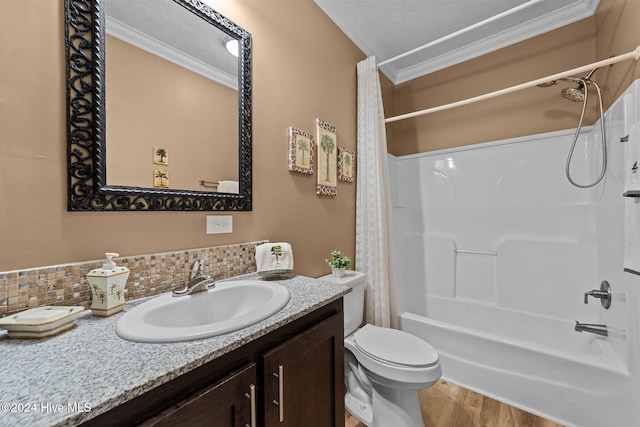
[354,324,439,367]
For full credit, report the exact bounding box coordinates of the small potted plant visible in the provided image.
[325,250,351,278]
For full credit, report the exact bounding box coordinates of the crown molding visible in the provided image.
[106,18,237,90]
[390,0,599,84]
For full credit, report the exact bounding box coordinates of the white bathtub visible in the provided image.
[400,302,632,427]
[389,80,640,426]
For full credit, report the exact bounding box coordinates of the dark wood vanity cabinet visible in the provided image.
[82,299,344,427]
[142,363,257,427]
[263,312,344,427]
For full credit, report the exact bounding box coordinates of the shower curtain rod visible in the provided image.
[384,46,640,124]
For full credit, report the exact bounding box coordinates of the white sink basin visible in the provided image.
[115,280,290,343]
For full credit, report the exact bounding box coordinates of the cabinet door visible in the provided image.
[142,363,257,427]
[263,313,344,427]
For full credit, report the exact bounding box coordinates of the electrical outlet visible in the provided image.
[206,215,233,234]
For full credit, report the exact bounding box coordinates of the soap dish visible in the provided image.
[257,270,294,280]
[0,306,85,339]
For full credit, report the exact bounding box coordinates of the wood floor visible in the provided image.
[344,380,562,427]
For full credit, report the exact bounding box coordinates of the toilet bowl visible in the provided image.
[319,271,441,427]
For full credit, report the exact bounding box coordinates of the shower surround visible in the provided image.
[389,80,640,426]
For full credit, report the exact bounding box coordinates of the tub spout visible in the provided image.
[574,321,608,337]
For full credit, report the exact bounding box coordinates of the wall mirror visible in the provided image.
[65,0,252,211]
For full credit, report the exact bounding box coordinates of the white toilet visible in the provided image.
[320,271,442,427]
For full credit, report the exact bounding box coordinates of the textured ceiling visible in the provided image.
[313,0,600,84]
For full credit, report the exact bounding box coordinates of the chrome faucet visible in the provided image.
[583,281,612,309]
[574,321,608,337]
[172,257,215,297]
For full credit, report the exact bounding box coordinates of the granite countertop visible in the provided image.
[0,274,350,427]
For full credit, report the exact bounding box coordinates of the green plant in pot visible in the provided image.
[325,250,351,278]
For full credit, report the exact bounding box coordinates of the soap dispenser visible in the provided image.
[87,252,129,316]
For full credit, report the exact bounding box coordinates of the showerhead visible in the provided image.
[561,86,585,102]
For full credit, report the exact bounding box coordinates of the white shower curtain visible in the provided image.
[356,56,397,328]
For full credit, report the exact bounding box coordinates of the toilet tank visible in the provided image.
[318,270,365,337]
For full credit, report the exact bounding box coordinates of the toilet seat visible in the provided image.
[354,324,439,368]
[345,324,441,386]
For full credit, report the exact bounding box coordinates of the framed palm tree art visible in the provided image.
[338,147,355,182]
[288,127,314,175]
[153,170,170,188]
[153,146,169,165]
[316,118,338,196]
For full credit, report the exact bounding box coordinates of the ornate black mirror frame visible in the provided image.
[64,0,252,211]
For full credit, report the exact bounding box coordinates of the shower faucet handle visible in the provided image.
[584,290,607,303]
[583,281,612,309]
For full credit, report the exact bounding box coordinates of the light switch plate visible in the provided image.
[206,215,233,234]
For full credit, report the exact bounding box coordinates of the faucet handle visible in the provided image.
[583,281,612,309]
[190,257,208,280]
[583,290,604,304]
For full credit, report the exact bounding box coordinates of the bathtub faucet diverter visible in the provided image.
[583,280,612,309]
[574,321,608,337]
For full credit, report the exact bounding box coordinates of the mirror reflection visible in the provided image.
[105,0,239,193]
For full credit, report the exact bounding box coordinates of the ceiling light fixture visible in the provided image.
[225,38,239,57]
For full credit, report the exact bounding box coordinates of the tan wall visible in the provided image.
[0,0,364,275]
[595,0,640,105]
[389,0,640,156]
[390,19,596,156]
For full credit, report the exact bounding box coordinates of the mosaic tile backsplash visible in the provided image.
[0,241,267,317]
